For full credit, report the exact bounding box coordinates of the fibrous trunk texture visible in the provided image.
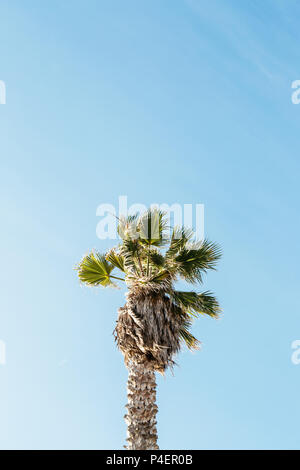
[115,290,182,373]
[124,362,159,450]
[115,289,182,449]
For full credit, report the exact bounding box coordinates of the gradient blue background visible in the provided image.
[1,0,300,450]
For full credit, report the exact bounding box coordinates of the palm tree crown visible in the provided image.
[76,209,221,373]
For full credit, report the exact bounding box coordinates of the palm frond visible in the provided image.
[149,269,171,283]
[172,290,221,318]
[165,226,194,259]
[172,239,222,283]
[138,208,168,247]
[117,214,139,241]
[179,318,201,350]
[148,250,165,269]
[119,239,142,274]
[76,251,121,287]
[106,249,125,272]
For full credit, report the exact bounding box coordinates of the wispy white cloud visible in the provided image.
[185,0,300,84]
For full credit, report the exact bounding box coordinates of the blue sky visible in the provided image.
[0,0,300,450]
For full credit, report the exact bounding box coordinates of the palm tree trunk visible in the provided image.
[124,362,159,450]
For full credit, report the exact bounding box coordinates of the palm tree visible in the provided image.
[76,209,221,450]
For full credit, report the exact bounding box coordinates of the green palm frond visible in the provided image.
[106,249,125,272]
[179,318,201,350]
[76,251,123,287]
[172,290,221,318]
[138,208,168,247]
[148,250,165,269]
[172,239,222,283]
[149,269,171,282]
[120,239,140,273]
[165,226,194,259]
